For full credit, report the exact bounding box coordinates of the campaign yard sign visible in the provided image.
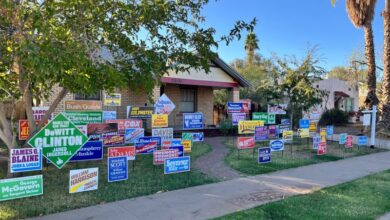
[28,113,88,169]
[108,157,128,182]
[70,141,103,162]
[227,102,244,113]
[358,136,368,146]
[309,121,317,132]
[268,125,277,139]
[317,141,327,155]
[139,136,162,146]
[267,104,287,115]
[270,140,284,152]
[268,114,276,124]
[0,175,43,201]
[192,132,204,142]
[104,93,121,106]
[281,119,290,125]
[339,133,347,145]
[181,140,192,153]
[282,130,293,141]
[169,146,184,157]
[102,111,117,121]
[258,148,271,164]
[152,114,168,128]
[183,113,204,130]
[238,120,264,134]
[135,142,158,154]
[254,126,268,142]
[103,134,124,147]
[253,112,268,122]
[313,136,321,150]
[154,94,176,115]
[152,128,173,141]
[127,106,154,119]
[69,168,99,193]
[124,128,144,144]
[19,120,29,140]
[153,149,179,165]
[232,113,246,126]
[106,119,143,134]
[237,137,255,149]
[65,100,102,111]
[164,156,190,174]
[10,148,42,173]
[64,111,103,126]
[32,106,49,121]
[326,125,334,138]
[108,146,136,160]
[87,123,118,141]
[298,128,310,138]
[345,135,353,148]
[279,124,290,134]
[299,119,310,129]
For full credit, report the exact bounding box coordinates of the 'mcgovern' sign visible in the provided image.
[28,113,88,169]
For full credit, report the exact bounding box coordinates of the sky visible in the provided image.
[202,0,386,72]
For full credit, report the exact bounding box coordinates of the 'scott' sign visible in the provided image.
[28,113,88,169]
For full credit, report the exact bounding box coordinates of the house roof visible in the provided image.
[211,57,251,88]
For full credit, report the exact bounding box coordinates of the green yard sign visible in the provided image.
[28,113,88,169]
[64,111,103,125]
[0,175,43,201]
[268,114,276,124]
[253,112,268,122]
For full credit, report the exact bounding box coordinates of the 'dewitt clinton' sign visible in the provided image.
[28,113,88,169]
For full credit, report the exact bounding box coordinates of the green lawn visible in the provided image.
[215,170,390,220]
[0,142,214,220]
[224,137,386,175]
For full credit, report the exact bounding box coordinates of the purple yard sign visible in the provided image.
[268,125,277,139]
[254,126,268,142]
[232,113,246,126]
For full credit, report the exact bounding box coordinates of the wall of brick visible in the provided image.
[197,86,214,128]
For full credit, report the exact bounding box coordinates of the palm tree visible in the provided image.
[381,0,390,129]
[244,32,259,66]
[346,0,379,109]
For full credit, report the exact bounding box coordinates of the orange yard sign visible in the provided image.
[65,100,102,111]
[19,120,29,140]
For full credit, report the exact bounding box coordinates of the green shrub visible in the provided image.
[219,118,236,136]
[319,108,349,125]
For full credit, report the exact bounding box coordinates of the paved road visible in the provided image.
[31,151,390,220]
[194,137,243,180]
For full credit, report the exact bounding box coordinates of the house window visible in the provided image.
[180,88,196,112]
[344,97,354,112]
[75,91,101,100]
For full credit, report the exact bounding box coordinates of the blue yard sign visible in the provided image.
[70,141,103,162]
[108,156,128,182]
[169,145,184,157]
[138,136,162,146]
[358,136,368,146]
[258,148,271,164]
[270,140,284,152]
[326,125,334,137]
[299,119,310,129]
[339,133,347,144]
[227,102,244,113]
[183,113,204,130]
[164,156,190,174]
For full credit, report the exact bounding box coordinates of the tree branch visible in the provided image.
[36,87,68,130]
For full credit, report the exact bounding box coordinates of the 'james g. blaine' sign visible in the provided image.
[65,100,102,111]
[28,113,88,169]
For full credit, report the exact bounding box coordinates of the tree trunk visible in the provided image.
[247,49,254,66]
[364,24,379,109]
[381,0,390,130]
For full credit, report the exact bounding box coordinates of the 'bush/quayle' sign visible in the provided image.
[69,168,99,194]
[270,140,284,152]
[238,120,264,134]
[28,113,89,169]
[0,175,43,201]
[237,137,255,149]
[183,113,204,130]
[10,148,42,173]
[164,156,190,174]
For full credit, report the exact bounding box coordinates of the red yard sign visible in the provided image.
[237,137,255,149]
[153,149,179,165]
[108,146,136,160]
[19,120,29,140]
[345,135,353,148]
[317,141,327,155]
[106,119,143,134]
[162,141,171,149]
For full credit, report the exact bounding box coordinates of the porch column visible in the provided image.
[228,87,240,102]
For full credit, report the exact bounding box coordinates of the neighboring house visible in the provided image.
[306,78,359,122]
[43,56,250,130]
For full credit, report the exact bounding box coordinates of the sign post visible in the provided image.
[362,105,377,148]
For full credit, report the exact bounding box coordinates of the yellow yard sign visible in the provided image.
[104,93,121,106]
[283,130,293,141]
[298,128,310,138]
[309,121,317,132]
[238,120,264,134]
[152,114,168,128]
[182,139,192,153]
[320,128,327,141]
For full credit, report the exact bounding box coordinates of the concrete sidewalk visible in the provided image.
[32,151,390,220]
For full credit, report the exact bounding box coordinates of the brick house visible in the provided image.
[43,57,250,130]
